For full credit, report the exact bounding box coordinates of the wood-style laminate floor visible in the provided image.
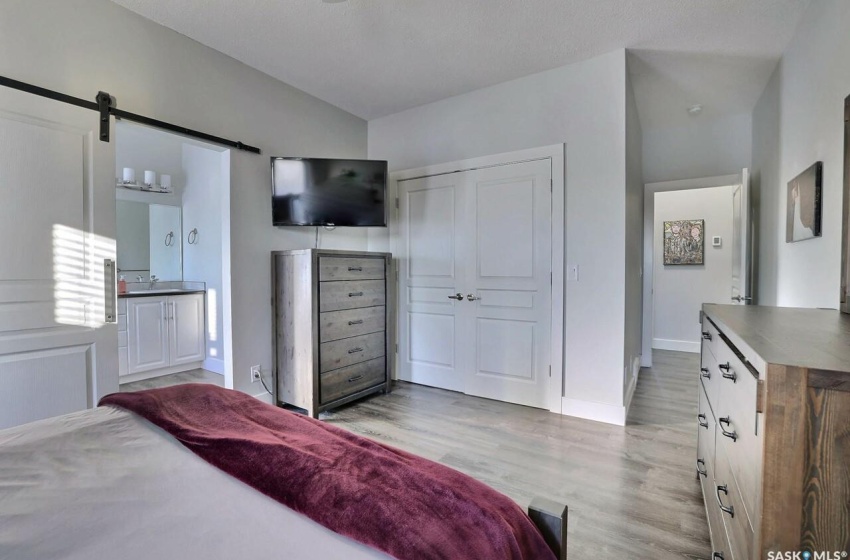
[119,368,224,392]
[324,349,710,559]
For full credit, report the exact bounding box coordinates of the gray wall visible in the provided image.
[751,0,849,309]
[624,71,644,403]
[0,0,368,398]
[642,113,752,184]
[653,186,736,351]
[368,50,630,410]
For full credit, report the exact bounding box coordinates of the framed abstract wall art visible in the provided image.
[786,161,823,243]
[663,219,704,265]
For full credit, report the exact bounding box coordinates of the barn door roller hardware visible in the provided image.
[0,75,261,154]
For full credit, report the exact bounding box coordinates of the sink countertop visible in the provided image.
[118,281,206,298]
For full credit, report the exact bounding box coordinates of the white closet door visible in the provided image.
[462,160,552,409]
[0,87,118,429]
[397,158,552,409]
[397,173,467,392]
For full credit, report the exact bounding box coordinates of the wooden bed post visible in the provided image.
[528,497,568,560]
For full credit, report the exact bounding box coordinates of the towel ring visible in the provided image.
[164,231,174,247]
[188,228,198,245]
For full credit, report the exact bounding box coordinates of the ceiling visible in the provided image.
[110,0,811,127]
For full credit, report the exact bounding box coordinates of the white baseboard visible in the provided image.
[652,338,701,353]
[252,391,274,405]
[561,397,626,426]
[119,362,204,384]
[202,357,225,375]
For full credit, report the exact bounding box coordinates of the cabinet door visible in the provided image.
[169,294,205,366]
[127,298,169,374]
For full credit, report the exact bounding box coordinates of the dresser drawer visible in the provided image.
[320,279,386,312]
[701,466,732,560]
[700,343,721,413]
[320,357,386,404]
[319,306,385,343]
[319,256,385,281]
[320,331,385,372]
[715,441,755,560]
[715,340,762,529]
[698,382,717,481]
[701,316,721,361]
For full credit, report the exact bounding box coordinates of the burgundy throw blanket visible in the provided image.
[100,384,555,560]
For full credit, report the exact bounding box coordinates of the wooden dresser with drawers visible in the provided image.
[698,304,850,559]
[273,249,394,418]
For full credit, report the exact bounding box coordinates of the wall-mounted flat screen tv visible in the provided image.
[271,157,388,227]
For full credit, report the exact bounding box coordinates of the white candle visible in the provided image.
[122,168,135,184]
[144,170,156,186]
[160,174,172,189]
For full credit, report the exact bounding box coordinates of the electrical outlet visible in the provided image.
[250,365,261,383]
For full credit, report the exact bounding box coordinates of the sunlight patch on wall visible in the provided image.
[53,224,116,328]
[207,287,218,343]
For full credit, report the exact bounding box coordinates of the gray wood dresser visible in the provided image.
[699,304,850,559]
[272,249,393,418]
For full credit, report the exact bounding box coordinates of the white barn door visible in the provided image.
[0,87,118,429]
[397,158,552,409]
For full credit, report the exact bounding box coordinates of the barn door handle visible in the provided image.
[103,259,117,323]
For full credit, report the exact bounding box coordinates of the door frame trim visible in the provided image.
[389,144,566,414]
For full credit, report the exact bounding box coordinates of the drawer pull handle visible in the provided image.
[719,363,737,382]
[713,553,725,560]
[348,292,364,297]
[696,458,707,478]
[348,266,363,272]
[698,413,708,429]
[348,347,364,354]
[702,331,712,341]
[347,374,364,383]
[700,367,711,379]
[348,319,364,326]
[716,484,734,517]
[719,417,738,441]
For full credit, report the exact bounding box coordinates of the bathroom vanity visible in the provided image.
[118,284,207,381]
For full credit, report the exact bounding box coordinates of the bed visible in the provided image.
[0,384,566,560]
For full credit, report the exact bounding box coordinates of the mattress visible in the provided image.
[0,406,390,560]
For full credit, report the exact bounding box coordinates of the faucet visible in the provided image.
[149,275,159,289]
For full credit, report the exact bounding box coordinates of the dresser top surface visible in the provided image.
[271,248,392,258]
[703,304,850,374]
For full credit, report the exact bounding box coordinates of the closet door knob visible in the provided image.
[466,294,479,301]
[447,293,463,301]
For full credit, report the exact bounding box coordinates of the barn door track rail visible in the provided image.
[0,75,261,154]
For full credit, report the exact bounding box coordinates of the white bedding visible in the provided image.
[0,406,391,560]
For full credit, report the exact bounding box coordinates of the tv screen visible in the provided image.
[271,157,388,227]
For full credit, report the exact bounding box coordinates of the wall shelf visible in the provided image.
[117,182,174,195]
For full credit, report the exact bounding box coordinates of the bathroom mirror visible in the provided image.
[842,95,849,314]
[117,201,183,281]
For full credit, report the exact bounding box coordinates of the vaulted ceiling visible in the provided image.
[110,0,811,128]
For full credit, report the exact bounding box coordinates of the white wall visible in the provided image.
[653,186,736,352]
[643,113,752,184]
[0,0,368,399]
[182,143,227,375]
[368,50,630,416]
[623,71,643,406]
[751,0,850,309]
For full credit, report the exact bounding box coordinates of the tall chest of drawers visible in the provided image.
[273,249,394,418]
[698,304,850,559]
